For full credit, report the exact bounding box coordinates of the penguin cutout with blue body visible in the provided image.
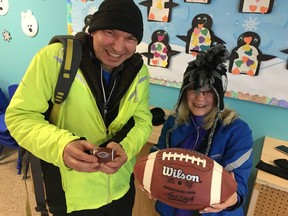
[281,49,288,70]
[229,31,276,76]
[141,29,180,68]
[139,0,178,22]
[177,13,225,55]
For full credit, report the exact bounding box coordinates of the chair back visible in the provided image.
[0,87,9,114]
[0,84,22,175]
[8,84,18,100]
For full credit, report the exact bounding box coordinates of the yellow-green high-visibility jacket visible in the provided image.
[5,36,152,213]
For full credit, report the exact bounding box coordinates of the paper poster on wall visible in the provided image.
[176,13,225,55]
[281,49,288,70]
[21,9,38,37]
[67,0,288,108]
[2,29,12,42]
[228,31,275,76]
[239,0,274,14]
[141,29,180,68]
[0,0,9,16]
[140,0,179,22]
[185,0,211,4]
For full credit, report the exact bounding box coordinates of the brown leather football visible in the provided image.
[134,148,237,210]
[91,147,117,163]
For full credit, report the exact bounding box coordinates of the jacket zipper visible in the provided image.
[100,67,116,202]
[100,67,117,135]
[176,118,200,149]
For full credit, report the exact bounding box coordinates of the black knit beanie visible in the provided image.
[178,44,229,112]
[88,0,143,44]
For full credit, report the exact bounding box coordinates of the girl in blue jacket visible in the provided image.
[151,44,253,216]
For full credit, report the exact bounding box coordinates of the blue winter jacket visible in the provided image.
[152,115,253,216]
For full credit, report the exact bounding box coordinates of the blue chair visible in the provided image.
[0,84,22,174]
[0,87,9,114]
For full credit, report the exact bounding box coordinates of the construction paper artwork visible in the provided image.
[21,10,38,37]
[239,0,274,14]
[140,0,178,22]
[2,29,12,42]
[184,0,210,3]
[141,29,180,68]
[177,13,225,55]
[281,49,288,70]
[67,0,288,108]
[0,0,9,16]
[228,31,276,76]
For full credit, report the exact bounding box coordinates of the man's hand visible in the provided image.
[63,139,99,172]
[97,141,128,174]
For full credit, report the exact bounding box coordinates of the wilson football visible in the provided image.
[133,148,237,210]
[91,147,117,163]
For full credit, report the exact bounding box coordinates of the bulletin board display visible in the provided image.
[67,0,288,109]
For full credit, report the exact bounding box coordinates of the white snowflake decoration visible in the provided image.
[242,16,260,31]
[88,6,97,15]
[2,29,12,42]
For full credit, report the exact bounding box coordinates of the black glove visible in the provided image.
[274,158,288,171]
[256,160,288,180]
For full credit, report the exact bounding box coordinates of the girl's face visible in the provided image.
[91,29,138,72]
[186,87,216,116]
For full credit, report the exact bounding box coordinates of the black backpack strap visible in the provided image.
[24,35,82,216]
[49,35,82,124]
[30,154,50,216]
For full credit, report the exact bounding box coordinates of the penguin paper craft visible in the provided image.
[229,31,276,76]
[281,49,288,69]
[184,0,211,3]
[139,0,179,22]
[177,13,225,55]
[239,0,274,14]
[141,29,180,68]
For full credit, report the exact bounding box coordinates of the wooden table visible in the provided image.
[132,107,172,216]
[247,137,288,216]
